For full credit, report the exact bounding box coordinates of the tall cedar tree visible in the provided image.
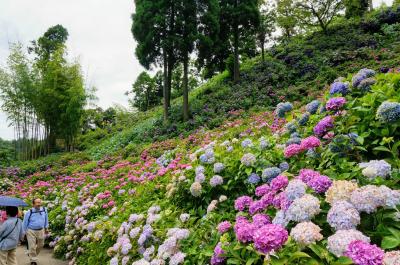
[220,0,260,82]
[132,0,177,122]
[257,2,276,62]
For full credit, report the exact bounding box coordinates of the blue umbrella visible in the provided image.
[0,196,28,207]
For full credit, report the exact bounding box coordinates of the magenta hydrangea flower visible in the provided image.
[234,196,253,211]
[284,144,304,158]
[255,184,271,197]
[270,175,289,191]
[253,224,288,254]
[234,217,255,243]
[308,174,332,193]
[345,240,384,265]
[211,242,226,265]
[252,213,271,228]
[272,192,291,210]
[313,116,334,136]
[300,136,321,150]
[217,221,232,234]
[326,97,347,111]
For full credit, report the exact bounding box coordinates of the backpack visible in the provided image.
[27,207,47,227]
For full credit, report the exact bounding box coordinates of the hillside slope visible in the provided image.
[2,67,400,264]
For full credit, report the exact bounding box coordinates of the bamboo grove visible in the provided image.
[0,25,88,160]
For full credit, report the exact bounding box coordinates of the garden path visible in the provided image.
[16,246,68,265]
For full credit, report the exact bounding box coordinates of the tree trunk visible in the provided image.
[183,54,189,121]
[233,22,240,83]
[261,41,265,62]
[163,48,169,123]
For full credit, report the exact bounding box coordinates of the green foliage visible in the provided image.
[128,71,162,111]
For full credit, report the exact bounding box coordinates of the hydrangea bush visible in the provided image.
[3,70,400,265]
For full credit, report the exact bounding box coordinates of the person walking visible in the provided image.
[23,198,49,265]
[0,206,24,265]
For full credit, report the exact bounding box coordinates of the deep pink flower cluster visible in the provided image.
[234,196,253,211]
[234,217,255,243]
[253,224,288,254]
[217,221,232,234]
[326,97,346,111]
[297,169,332,193]
[285,136,321,158]
[252,213,271,228]
[255,184,271,197]
[272,192,291,210]
[270,175,289,191]
[314,116,334,136]
[300,136,321,150]
[345,240,384,265]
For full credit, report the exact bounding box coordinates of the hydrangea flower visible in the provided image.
[377,101,400,123]
[359,77,376,91]
[350,185,385,213]
[290,222,323,246]
[253,224,288,254]
[210,175,224,187]
[217,221,231,234]
[306,100,321,114]
[285,121,297,133]
[352,68,375,88]
[285,179,307,201]
[261,167,281,182]
[272,192,291,210]
[327,200,360,230]
[234,196,253,211]
[313,116,334,136]
[297,169,332,194]
[279,162,289,172]
[286,137,302,146]
[326,97,346,111]
[298,113,310,126]
[326,180,358,204]
[286,194,321,222]
[330,81,349,95]
[170,251,186,265]
[241,153,256,167]
[252,213,271,228]
[259,137,270,149]
[327,229,370,257]
[241,139,253,148]
[179,213,190,223]
[270,175,289,191]
[213,163,225,173]
[247,173,261,184]
[300,136,321,150]
[379,185,400,208]
[284,144,303,158]
[195,173,206,183]
[272,210,290,227]
[211,243,226,265]
[276,102,293,118]
[345,240,384,265]
[359,160,391,179]
[190,182,202,197]
[234,217,255,243]
[384,251,400,265]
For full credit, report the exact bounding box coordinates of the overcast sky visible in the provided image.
[0,0,393,140]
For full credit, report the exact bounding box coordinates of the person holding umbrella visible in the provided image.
[0,206,24,265]
[23,198,48,265]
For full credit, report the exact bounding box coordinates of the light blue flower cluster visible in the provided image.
[279,162,289,172]
[259,137,271,150]
[261,167,281,182]
[285,121,297,133]
[247,173,261,184]
[213,163,225,173]
[276,102,293,118]
[199,148,215,164]
[241,139,253,148]
[306,100,320,114]
[330,81,349,95]
[284,179,306,201]
[298,113,310,126]
[352,68,376,88]
[327,200,360,230]
[359,160,391,179]
[286,194,321,222]
[376,101,400,123]
[286,132,302,146]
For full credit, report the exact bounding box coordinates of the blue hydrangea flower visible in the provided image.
[214,163,225,173]
[306,100,320,114]
[330,82,349,95]
[348,133,359,145]
[352,68,375,88]
[306,149,319,158]
[359,77,376,91]
[290,132,300,138]
[276,102,293,118]
[298,113,310,126]
[262,167,281,182]
[248,173,261,184]
[319,104,326,114]
[259,137,270,150]
[285,121,297,133]
[279,162,289,172]
[286,137,302,146]
[241,138,253,148]
[376,101,400,123]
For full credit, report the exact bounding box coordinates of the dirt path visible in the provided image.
[16,245,68,265]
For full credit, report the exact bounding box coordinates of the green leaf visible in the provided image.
[381,236,400,249]
[288,251,311,261]
[373,146,391,153]
[332,256,353,265]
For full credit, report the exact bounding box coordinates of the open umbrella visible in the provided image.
[0,196,28,207]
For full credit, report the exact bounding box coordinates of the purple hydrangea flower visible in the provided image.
[313,116,334,136]
[247,173,261,184]
[330,81,349,95]
[345,240,384,265]
[253,224,288,254]
[217,221,232,234]
[326,97,346,111]
[234,196,253,211]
